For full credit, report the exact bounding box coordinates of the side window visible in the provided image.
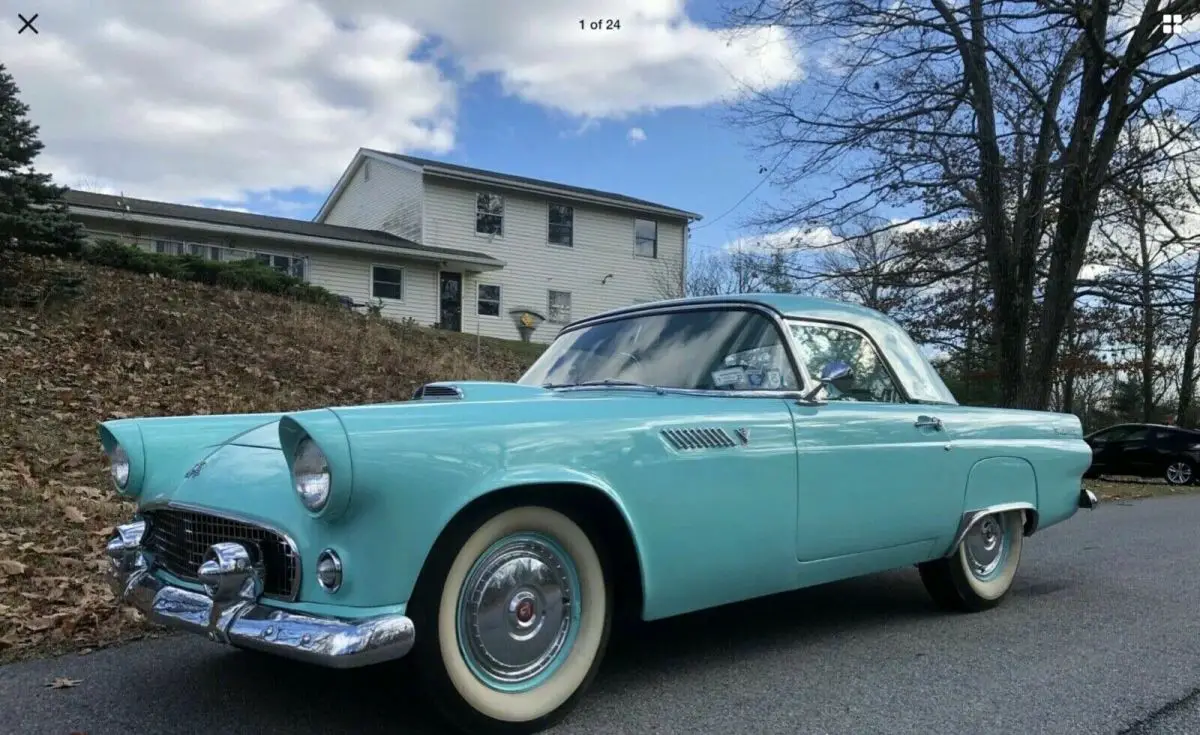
[710,314,800,392]
[788,321,903,403]
[1092,427,1130,444]
[1121,427,1150,443]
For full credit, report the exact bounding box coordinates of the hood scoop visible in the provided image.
[411,383,464,400]
[407,381,551,402]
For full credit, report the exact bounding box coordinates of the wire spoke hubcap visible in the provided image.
[457,533,580,690]
[963,514,1009,581]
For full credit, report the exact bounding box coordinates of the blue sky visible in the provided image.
[8,0,802,258]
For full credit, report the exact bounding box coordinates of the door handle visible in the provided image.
[915,415,943,431]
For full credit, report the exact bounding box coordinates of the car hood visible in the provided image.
[219,382,553,451]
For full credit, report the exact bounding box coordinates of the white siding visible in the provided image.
[76,217,437,323]
[307,251,439,324]
[422,179,686,343]
[320,158,424,242]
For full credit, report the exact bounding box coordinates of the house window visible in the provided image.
[154,240,184,255]
[634,219,657,258]
[548,290,572,324]
[478,284,501,317]
[476,193,504,236]
[548,204,573,246]
[255,253,306,279]
[371,265,404,300]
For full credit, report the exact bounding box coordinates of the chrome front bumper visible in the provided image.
[106,520,415,669]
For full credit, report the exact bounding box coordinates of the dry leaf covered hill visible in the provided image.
[0,252,543,662]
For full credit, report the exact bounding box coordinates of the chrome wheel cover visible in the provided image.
[456,533,580,691]
[963,513,1010,581]
[1166,462,1192,485]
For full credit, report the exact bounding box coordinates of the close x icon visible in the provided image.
[17,13,39,34]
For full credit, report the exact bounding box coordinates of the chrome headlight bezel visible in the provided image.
[292,436,332,512]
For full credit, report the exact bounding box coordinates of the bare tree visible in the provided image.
[725,0,1200,408]
[676,246,787,296]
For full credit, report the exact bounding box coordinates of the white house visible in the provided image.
[65,150,701,343]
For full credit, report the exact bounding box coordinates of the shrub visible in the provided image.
[82,240,342,307]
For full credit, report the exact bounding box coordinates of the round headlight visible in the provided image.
[293,437,331,512]
[110,445,130,489]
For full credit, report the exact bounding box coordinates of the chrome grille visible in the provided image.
[661,427,737,450]
[141,508,299,599]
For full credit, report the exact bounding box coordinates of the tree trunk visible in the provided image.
[1137,192,1155,423]
[1179,255,1200,427]
[1061,306,1077,415]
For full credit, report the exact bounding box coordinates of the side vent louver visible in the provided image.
[661,428,737,451]
[411,384,463,400]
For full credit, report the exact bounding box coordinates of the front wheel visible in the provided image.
[918,509,1024,613]
[409,505,612,734]
[1165,460,1195,486]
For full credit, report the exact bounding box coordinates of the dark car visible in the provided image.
[1084,423,1200,486]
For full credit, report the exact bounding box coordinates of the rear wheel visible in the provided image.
[1165,460,1194,486]
[409,504,612,734]
[918,509,1024,613]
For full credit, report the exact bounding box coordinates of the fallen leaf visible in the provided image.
[45,677,82,689]
[0,559,27,576]
[63,506,87,524]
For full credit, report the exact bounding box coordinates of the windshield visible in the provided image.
[519,307,802,392]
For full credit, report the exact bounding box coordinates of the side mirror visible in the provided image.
[803,360,853,401]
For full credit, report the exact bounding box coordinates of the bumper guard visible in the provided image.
[1079,487,1099,509]
[106,520,415,669]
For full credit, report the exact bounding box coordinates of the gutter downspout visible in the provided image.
[681,218,690,298]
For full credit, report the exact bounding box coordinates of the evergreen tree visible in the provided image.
[0,63,84,254]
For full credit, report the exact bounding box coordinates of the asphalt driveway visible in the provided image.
[2,496,1198,734]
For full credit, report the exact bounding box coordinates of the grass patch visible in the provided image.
[1084,476,1200,502]
[0,252,542,663]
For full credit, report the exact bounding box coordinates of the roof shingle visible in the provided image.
[63,190,501,263]
[367,150,701,220]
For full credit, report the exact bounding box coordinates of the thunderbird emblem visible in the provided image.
[185,460,206,479]
[735,428,750,445]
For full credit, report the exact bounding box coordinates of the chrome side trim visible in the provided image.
[944,502,1037,558]
[138,500,302,602]
[107,528,414,669]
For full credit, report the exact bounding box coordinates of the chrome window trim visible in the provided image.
[138,500,302,602]
[534,301,816,396]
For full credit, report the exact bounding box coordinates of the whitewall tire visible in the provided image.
[918,509,1024,613]
[410,504,612,734]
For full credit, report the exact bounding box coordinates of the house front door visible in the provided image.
[439,272,462,331]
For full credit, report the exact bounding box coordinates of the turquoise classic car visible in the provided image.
[101,294,1097,733]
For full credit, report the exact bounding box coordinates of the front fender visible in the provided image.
[450,465,649,595]
[100,412,287,499]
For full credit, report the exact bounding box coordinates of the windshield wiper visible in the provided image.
[543,379,664,392]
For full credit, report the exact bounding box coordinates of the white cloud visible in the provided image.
[627,127,648,144]
[5,1,802,205]
[719,226,836,253]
